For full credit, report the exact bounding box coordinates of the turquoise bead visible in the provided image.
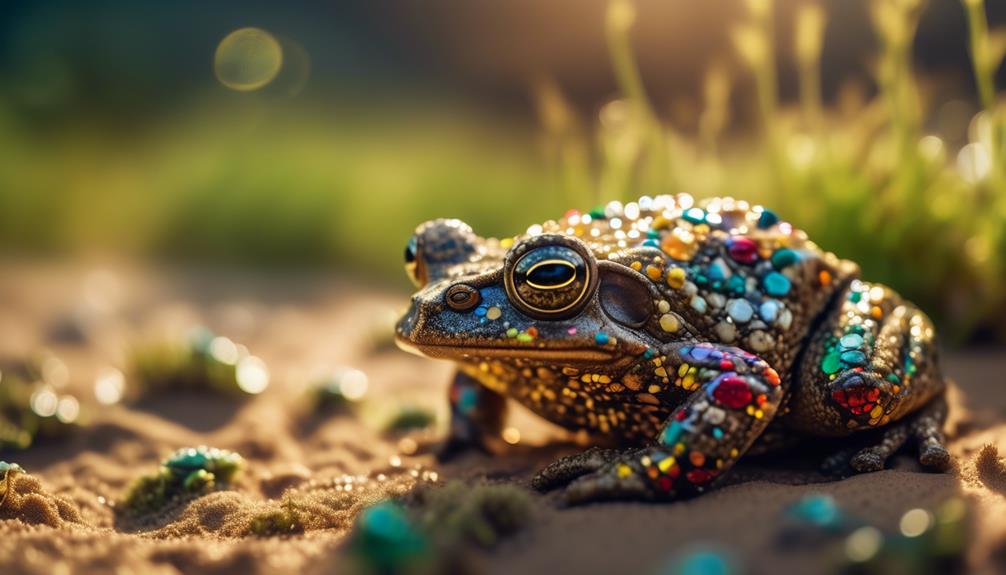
[757,209,780,229]
[840,350,867,366]
[839,333,864,349]
[770,248,800,270]
[661,421,683,445]
[762,272,791,296]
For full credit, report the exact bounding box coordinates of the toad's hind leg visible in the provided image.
[787,280,950,471]
[535,343,784,504]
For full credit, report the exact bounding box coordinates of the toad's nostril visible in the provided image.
[444,284,480,311]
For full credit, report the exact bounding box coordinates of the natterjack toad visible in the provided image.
[396,195,950,504]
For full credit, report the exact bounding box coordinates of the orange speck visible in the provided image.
[819,270,832,286]
[871,306,883,319]
[526,327,539,338]
[689,451,706,467]
[764,367,781,386]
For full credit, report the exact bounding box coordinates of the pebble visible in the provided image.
[690,296,708,314]
[726,299,754,323]
[714,321,737,343]
[660,314,681,333]
[748,330,774,352]
[759,300,780,322]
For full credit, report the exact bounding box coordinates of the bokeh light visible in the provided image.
[214,27,283,92]
[94,367,127,405]
[235,355,270,394]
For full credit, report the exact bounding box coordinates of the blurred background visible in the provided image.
[1,0,1004,342]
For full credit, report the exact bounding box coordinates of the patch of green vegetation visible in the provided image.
[347,481,536,575]
[248,496,305,536]
[120,446,244,517]
[384,407,436,434]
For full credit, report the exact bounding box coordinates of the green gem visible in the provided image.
[821,352,843,375]
[886,373,901,384]
[683,209,706,224]
[770,248,800,270]
[516,333,533,342]
[589,206,606,219]
[506,328,518,338]
[849,291,862,303]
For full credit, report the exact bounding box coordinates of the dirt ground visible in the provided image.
[1,262,1005,575]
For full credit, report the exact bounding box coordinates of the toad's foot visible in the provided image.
[823,394,951,474]
[531,447,633,492]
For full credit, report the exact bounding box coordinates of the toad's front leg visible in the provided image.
[438,369,508,460]
[534,343,784,504]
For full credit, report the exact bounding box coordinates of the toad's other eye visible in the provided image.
[404,236,425,287]
[507,244,592,318]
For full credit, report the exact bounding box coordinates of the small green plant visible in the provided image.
[384,407,436,434]
[120,446,244,516]
[248,495,304,536]
[128,327,269,398]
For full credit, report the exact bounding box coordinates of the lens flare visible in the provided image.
[215,27,283,92]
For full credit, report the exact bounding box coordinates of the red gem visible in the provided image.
[668,465,681,479]
[719,359,734,370]
[675,410,688,421]
[727,237,759,264]
[657,476,673,491]
[686,469,715,484]
[711,376,753,409]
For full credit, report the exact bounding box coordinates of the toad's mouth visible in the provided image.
[395,338,620,364]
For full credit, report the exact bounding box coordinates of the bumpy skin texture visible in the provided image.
[396,195,950,504]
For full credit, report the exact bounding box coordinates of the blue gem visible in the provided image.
[595,332,610,345]
[762,272,791,296]
[839,333,864,349]
[840,350,868,366]
[643,348,656,359]
[661,421,683,445]
[786,494,841,528]
[643,239,660,248]
[757,209,779,229]
[712,427,724,439]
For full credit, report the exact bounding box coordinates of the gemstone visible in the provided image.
[661,421,683,445]
[714,321,737,343]
[708,258,731,281]
[659,314,681,333]
[710,375,753,409]
[770,248,800,269]
[762,272,791,296]
[759,300,780,322]
[666,268,687,289]
[683,208,706,224]
[727,237,758,264]
[690,296,708,313]
[821,352,843,374]
[840,350,867,366]
[726,275,745,295]
[595,332,610,345]
[839,333,864,349]
[758,209,779,229]
[726,299,754,323]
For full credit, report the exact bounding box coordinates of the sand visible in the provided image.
[1,262,1005,574]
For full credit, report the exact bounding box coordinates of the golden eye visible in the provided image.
[506,244,593,318]
[404,236,425,287]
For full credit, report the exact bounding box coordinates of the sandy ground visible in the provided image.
[0,262,1005,575]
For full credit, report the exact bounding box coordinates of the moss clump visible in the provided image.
[412,481,535,549]
[248,496,305,536]
[384,407,436,433]
[128,327,267,398]
[120,446,244,517]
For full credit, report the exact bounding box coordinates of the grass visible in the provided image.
[0,0,1003,341]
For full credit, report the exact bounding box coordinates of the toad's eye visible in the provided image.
[506,244,593,318]
[404,236,425,287]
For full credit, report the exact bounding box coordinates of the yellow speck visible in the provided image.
[654,367,668,378]
[674,443,686,455]
[659,313,680,333]
[666,268,687,289]
[657,457,676,472]
[646,265,663,281]
[485,306,502,320]
[682,375,696,390]
[599,375,612,384]
[870,405,883,419]
[631,261,643,271]
[617,463,633,478]
[678,364,689,377]
[500,237,514,248]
